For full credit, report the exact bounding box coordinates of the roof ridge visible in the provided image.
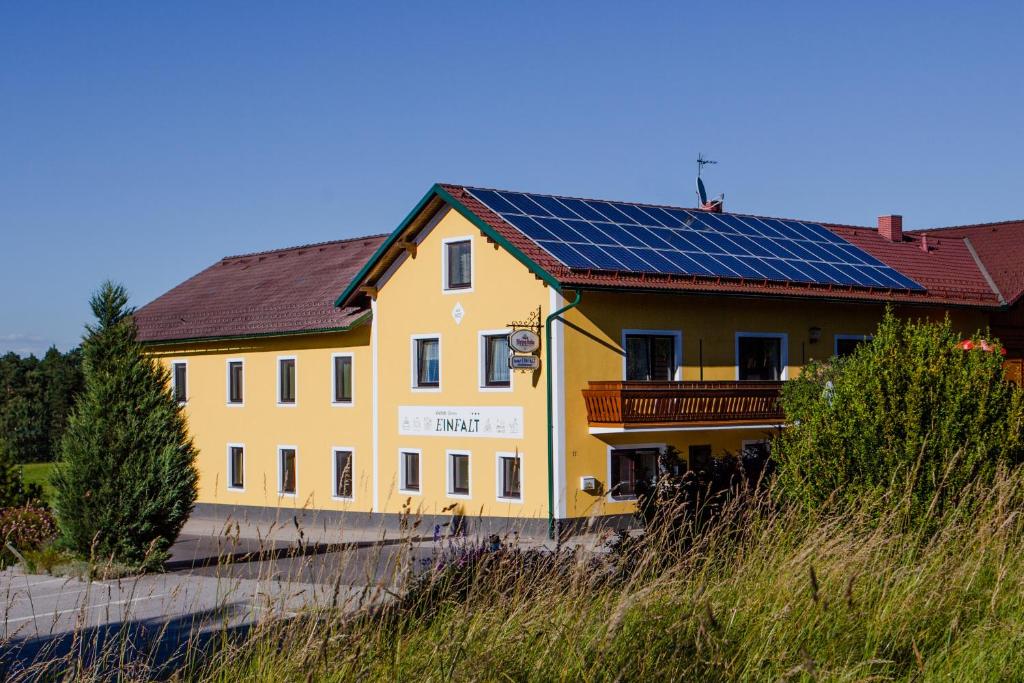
[917,218,1024,233]
[221,233,388,261]
[452,183,877,230]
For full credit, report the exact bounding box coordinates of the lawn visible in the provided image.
[19,461,55,505]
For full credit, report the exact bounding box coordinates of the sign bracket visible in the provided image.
[506,305,543,372]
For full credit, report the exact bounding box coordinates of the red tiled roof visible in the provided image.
[135,235,386,343]
[441,184,1002,308]
[825,225,999,306]
[918,220,1024,305]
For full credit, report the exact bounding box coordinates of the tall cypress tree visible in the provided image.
[53,282,198,567]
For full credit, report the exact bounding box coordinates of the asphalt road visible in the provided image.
[0,536,447,679]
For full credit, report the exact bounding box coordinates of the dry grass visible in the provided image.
[8,471,1024,681]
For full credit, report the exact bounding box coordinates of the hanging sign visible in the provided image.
[509,355,540,371]
[399,406,524,439]
[508,329,540,354]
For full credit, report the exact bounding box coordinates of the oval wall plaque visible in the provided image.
[508,330,540,354]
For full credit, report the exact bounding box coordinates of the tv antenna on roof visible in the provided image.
[695,154,723,212]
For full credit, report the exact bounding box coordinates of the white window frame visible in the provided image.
[441,236,474,294]
[446,449,472,499]
[331,352,355,407]
[170,360,188,404]
[226,442,245,492]
[277,445,298,497]
[398,448,422,495]
[478,328,513,392]
[735,332,789,381]
[225,358,245,407]
[411,334,442,392]
[606,443,665,502]
[495,451,523,502]
[834,334,873,356]
[621,329,683,381]
[276,355,298,407]
[331,446,355,501]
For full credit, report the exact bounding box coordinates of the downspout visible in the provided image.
[546,290,582,540]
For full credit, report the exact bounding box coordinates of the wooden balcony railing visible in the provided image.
[582,380,785,428]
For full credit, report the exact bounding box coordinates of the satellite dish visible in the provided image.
[696,176,708,206]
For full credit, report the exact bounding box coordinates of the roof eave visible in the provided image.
[559,281,1003,310]
[138,310,373,347]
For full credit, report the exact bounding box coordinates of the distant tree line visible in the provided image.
[0,348,84,463]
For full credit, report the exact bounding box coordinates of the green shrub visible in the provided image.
[52,282,199,568]
[773,311,1024,518]
[20,543,75,574]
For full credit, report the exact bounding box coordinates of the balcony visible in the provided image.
[582,380,785,430]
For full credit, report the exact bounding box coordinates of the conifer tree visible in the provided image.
[53,282,198,567]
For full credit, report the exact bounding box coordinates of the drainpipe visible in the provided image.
[546,290,582,540]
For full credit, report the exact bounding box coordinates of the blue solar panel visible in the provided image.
[466,188,925,291]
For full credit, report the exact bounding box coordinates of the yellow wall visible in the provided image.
[152,328,374,512]
[558,292,989,518]
[374,207,552,519]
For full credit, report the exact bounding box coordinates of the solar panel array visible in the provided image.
[466,188,923,291]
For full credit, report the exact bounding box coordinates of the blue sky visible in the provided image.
[2,2,1022,355]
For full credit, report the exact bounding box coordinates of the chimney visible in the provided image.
[878,215,903,242]
[921,234,929,252]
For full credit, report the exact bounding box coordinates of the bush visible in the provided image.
[52,282,199,568]
[0,502,57,565]
[773,311,1024,518]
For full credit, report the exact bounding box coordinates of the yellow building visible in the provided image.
[136,184,1019,536]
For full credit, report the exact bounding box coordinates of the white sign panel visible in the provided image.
[509,355,540,370]
[399,406,524,439]
[508,329,540,353]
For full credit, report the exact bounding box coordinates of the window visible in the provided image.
[835,335,871,358]
[742,440,770,461]
[333,449,353,499]
[445,239,472,290]
[228,445,244,490]
[227,360,244,405]
[609,448,659,499]
[414,338,440,388]
[625,334,677,381]
[400,450,420,493]
[172,362,187,403]
[278,357,296,404]
[737,335,784,381]
[333,354,353,404]
[482,333,511,388]
[279,447,297,495]
[497,453,522,500]
[448,451,470,496]
[688,444,712,474]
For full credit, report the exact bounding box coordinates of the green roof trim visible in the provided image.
[434,184,562,292]
[334,184,561,307]
[334,186,440,307]
[140,310,373,347]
